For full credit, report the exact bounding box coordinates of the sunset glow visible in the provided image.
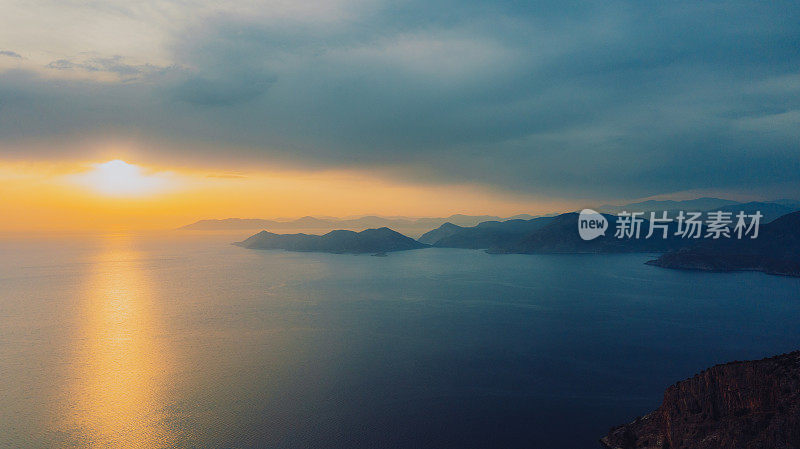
[71,160,171,197]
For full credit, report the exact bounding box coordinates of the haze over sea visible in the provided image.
[2,232,799,449]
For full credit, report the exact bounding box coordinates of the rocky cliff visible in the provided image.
[601,351,800,449]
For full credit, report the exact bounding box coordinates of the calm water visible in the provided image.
[2,232,799,449]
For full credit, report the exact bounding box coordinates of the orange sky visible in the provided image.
[0,158,572,233]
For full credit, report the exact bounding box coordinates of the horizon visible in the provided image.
[5,195,796,237]
[4,172,798,234]
[5,157,782,233]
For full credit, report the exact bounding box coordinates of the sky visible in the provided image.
[0,0,799,231]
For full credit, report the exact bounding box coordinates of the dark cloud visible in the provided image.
[1,0,799,200]
[169,74,275,106]
[0,50,21,58]
[46,59,78,70]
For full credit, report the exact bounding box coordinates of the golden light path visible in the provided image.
[62,235,176,448]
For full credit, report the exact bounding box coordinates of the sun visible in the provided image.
[73,160,170,196]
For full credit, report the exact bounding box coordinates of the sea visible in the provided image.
[2,231,799,448]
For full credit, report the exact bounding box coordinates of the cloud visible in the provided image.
[168,73,275,106]
[0,0,799,201]
[0,50,21,58]
[45,55,166,80]
[206,172,248,179]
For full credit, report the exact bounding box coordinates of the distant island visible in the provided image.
[596,197,740,216]
[601,350,800,449]
[181,214,520,231]
[596,198,800,222]
[234,227,428,254]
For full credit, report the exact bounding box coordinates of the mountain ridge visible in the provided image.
[181,214,507,231]
[419,217,555,248]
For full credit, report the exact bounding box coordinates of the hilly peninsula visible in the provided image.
[235,227,428,254]
[647,211,800,276]
[489,212,694,254]
[418,216,554,248]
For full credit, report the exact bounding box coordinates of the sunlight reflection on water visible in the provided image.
[60,235,175,448]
